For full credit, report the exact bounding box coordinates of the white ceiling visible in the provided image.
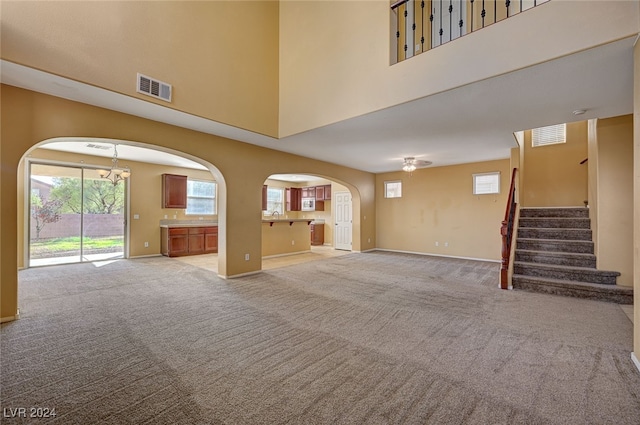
[1,36,635,174]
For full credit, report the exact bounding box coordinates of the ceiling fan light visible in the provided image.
[97,169,109,177]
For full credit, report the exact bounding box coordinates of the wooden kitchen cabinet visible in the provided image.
[286,187,302,211]
[310,223,325,246]
[162,227,189,256]
[323,185,331,200]
[302,186,316,199]
[204,227,218,253]
[162,174,187,209]
[161,226,218,257]
[188,227,205,254]
[262,185,268,211]
[315,186,325,201]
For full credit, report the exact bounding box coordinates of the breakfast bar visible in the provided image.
[261,219,312,257]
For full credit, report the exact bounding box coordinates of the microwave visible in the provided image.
[301,198,315,211]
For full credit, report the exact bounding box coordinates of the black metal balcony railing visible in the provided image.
[391,0,549,64]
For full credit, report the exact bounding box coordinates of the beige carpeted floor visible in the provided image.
[2,251,639,424]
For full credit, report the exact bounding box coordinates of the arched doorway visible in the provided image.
[260,173,357,267]
[20,137,226,272]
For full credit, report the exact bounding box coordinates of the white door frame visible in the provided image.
[333,191,352,251]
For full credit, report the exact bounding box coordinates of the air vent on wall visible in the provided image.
[137,73,172,102]
[85,143,111,150]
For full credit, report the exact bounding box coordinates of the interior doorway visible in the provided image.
[334,191,352,251]
[29,162,126,266]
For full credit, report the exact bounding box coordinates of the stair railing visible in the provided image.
[500,167,518,289]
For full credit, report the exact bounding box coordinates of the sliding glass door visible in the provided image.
[29,163,125,267]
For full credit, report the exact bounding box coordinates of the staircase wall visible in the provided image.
[588,115,634,287]
[521,121,588,207]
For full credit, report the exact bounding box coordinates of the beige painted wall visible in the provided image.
[592,116,634,287]
[633,38,639,357]
[0,85,376,321]
[587,119,599,253]
[522,122,588,207]
[279,1,639,137]
[1,1,279,136]
[375,159,510,261]
[17,148,218,268]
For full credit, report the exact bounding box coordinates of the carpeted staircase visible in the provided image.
[512,207,633,304]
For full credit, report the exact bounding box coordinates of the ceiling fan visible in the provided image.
[402,157,432,172]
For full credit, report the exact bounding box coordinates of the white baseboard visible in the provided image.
[262,250,311,259]
[129,254,163,259]
[1,309,20,323]
[632,352,640,374]
[220,270,263,279]
[372,248,500,263]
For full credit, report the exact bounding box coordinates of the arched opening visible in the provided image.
[260,173,361,267]
[18,137,226,273]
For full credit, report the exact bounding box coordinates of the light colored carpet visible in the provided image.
[2,251,639,424]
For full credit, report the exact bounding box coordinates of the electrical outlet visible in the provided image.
[435,241,439,247]
[133,214,140,219]
[368,238,371,243]
[444,242,449,247]
[291,240,295,245]
[144,242,149,248]
[245,254,250,261]
[164,215,168,219]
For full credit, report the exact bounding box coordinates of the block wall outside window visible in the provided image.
[186,179,216,215]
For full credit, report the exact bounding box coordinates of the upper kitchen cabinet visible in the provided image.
[286,187,302,211]
[162,174,187,208]
[262,185,268,211]
[323,185,331,200]
[313,185,331,201]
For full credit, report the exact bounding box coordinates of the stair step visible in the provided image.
[519,207,589,218]
[512,275,633,304]
[515,250,596,268]
[518,217,591,229]
[516,238,594,254]
[518,227,592,241]
[514,262,620,285]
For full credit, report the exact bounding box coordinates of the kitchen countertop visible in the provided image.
[160,220,218,228]
[262,218,312,226]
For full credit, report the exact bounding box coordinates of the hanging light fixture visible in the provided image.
[402,157,417,173]
[402,157,432,175]
[97,144,131,185]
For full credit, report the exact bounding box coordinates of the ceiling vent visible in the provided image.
[85,143,111,150]
[137,73,172,102]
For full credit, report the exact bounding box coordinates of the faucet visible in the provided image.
[272,211,280,219]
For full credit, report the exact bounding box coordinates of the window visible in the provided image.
[186,179,216,215]
[264,187,284,215]
[473,172,500,195]
[532,123,566,147]
[384,181,402,198]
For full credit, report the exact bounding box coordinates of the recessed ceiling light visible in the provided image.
[572,109,587,115]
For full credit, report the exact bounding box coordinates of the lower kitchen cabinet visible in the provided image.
[310,223,324,246]
[188,227,205,255]
[204,227,218,253]
[161,226,218,257]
